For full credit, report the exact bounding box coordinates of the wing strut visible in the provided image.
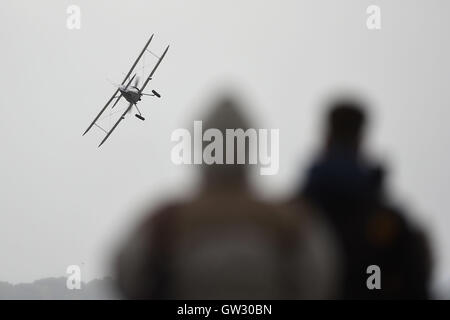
[139,45,169,93]
[82,89,119,136]
[98,102,134,148]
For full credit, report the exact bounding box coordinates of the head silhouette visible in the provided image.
[325,97,367,153]
[200,94,253,187]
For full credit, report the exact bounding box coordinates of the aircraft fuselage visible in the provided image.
[119,86,141,104]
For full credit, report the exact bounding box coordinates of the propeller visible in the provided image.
[107,78,120,88]
[124,74,136,90]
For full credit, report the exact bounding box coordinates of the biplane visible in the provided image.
[83,34,169,147]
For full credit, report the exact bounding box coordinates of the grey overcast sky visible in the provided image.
[0,0,449,291]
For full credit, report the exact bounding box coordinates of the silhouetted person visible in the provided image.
[298,97,432,299]
[115,95,341,299]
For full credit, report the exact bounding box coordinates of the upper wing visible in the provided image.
[139,45,169,93]
[98,102,134,147]
[82,36,154,136]
[119,34,154,86]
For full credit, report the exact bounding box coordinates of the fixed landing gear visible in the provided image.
[135,114,145,121]
[152,90,161,98]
